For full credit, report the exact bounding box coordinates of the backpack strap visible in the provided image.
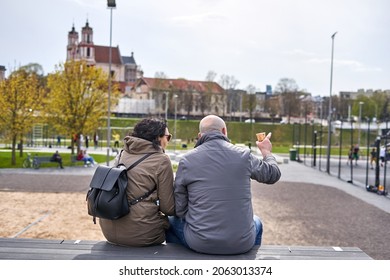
[118,152,156,205]
[125,153,154,171]
[129,185,157,205]
[117,150,154,171]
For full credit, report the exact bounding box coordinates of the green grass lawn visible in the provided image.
[0,151,114,169]
[0,142,349,169]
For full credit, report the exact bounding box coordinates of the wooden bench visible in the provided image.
[32,156,61,169]
[0,238,372,260]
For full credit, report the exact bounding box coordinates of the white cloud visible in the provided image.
[170,12,227,26]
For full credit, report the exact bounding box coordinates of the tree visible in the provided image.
[370,91,390,121]
[244,84,256,121]
[0,67,44,165]
[219,74,239,118]
[274,78,301,123]
[19,63,45,76]
[45,60,120,155]
[352,93,387,122]
[199,71,218,116]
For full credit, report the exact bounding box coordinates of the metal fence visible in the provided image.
[290,120,389,198]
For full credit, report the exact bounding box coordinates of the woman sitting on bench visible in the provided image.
[77,149,96,167]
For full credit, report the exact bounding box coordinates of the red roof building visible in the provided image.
[66,21,227,117]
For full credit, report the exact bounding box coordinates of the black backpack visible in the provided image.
[86,152,154,224]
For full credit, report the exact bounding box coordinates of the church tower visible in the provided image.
[79,20,95,64]
[66,24,79,61]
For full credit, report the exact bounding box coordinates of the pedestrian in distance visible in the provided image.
[380,146,386,167]
[50,150,64,169]
[99,118,175,247]
[113,132,121,148]
[370,147,377,169]
[352,144,360,165]
[166,114,281,255]
[93,132,99,149]
[347,146,353,165]
[56,135,61,147]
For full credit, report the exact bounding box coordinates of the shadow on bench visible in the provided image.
[0,238,372,260]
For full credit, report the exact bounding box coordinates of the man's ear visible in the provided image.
[198,132,202,138]
[222,127,227,136]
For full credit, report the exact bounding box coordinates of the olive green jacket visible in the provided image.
[99,136,175,246]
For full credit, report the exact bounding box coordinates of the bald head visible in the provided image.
[199,115,227,136]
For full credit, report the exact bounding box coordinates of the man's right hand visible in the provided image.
[256,132,272,158]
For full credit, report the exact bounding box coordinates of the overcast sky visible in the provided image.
[1,0,389,95]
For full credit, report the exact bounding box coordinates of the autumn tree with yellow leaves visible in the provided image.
[45,60,120,155]
[0,67,45,165]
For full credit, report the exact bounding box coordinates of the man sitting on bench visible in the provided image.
[51,150,64,169]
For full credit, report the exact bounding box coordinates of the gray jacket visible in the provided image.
[174,132,281,254]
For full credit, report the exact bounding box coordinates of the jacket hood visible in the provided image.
[123,136,163,154]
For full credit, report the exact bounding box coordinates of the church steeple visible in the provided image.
[81,20,93,44]
[67,24,79,61]
[79,20,95,63]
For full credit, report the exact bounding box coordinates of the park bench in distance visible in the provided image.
[32,156,61,169]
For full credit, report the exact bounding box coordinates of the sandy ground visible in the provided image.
[1,181,390,259]
[0,192,105,240]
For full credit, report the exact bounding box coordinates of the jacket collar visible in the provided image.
[195,131,230,148]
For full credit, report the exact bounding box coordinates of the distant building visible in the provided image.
[64,21,271,119]
[0,65,6,81]
[66,21,141,84]
[266,85,272,95]
[123,77,226,118]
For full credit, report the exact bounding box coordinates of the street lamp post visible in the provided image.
[106,0,116,166]
[326,31,337,174]
[164,92,168,121]
[174,95,178,152]
[358,101,364,147]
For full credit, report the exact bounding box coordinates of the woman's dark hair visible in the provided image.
[131,118,167,150]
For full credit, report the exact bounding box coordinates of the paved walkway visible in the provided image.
[278,157,390,214]
[0,150,389,214]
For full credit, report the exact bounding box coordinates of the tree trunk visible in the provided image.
[11,135,17,165]
[19,133,24,158]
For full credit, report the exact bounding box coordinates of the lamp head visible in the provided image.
[107,0,116,8]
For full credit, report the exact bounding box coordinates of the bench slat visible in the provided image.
[0,238,372,260]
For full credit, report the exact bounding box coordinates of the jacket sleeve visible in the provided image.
[250,154,281,184]
[156,155,175,216]
[173,159,188,218]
